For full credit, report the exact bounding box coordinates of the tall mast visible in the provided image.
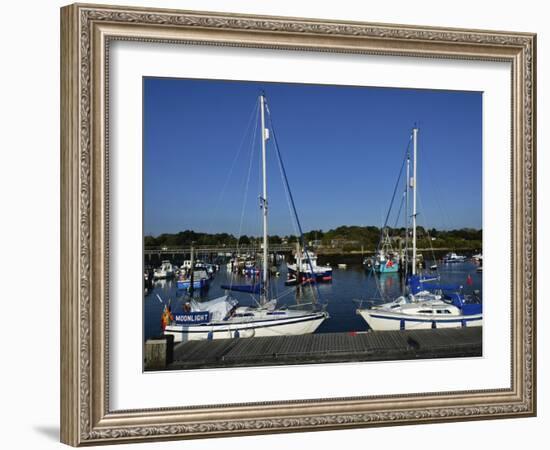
[412,127,418,276]
[260,95,269,303]
[405,149,410,273]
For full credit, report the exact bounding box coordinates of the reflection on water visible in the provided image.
[144,259,482,341]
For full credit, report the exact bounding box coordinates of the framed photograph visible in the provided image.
[60,3,536,446]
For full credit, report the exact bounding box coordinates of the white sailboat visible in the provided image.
[356,127,482,331]
[164,94,328,343]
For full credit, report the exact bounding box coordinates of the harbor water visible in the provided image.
[144,255,482,341]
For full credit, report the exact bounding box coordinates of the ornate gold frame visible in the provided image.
[60,3,536,446]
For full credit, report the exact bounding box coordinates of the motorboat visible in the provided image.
[287,251,332,283]
[153,260,175,279]
[442,252,467,263]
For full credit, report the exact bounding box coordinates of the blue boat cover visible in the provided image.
[407,275,461,294]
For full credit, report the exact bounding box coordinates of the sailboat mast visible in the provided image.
[260,95,269,303]
[405,150,410,273]
[412,127,418,276]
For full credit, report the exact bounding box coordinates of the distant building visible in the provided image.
[308,240,322,248]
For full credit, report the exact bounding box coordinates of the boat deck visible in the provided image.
[163,327,482,370]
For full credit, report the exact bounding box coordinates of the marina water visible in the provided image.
[144,255,482,341]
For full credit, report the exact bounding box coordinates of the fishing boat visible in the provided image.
[164,94,328,342]
[153,260,175,279]
[286,250,332,284]
[372,229,400,273]
[357,127,483,331]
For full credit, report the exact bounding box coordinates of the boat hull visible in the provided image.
[176,279,210,290]
[374,263,399,274]
[357,309,482,331]
[287,266,333,282]
[164,312,327,343]
[154,271,174,280]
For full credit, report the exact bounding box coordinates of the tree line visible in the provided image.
[145,226,482,251]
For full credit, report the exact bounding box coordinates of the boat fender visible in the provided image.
[234,330,240,339]
[207,331,214,340]
[431,321,437,329]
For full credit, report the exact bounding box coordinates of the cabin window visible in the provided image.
[418,310,433,314]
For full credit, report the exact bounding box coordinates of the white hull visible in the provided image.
[165,312,326,343]
[287,264,332,275]
[154,271,173,280]
[357,309,482,331]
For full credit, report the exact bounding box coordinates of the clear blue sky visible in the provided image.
[143,77,482,237]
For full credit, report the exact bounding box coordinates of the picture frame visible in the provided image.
[60,2,536,446]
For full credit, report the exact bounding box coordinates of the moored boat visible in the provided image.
[153,260,175,279]
[356,291,482,331]
[164,296,327,342]
[176,268,211,290]
[356,127,483,331]
[442,252,467,263]
[287,251,332,283]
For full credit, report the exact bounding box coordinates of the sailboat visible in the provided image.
[164,94,328,343]
[356,127,482,331]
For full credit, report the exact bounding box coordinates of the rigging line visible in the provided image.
[264,107,300,240]
[209,96,257,237]
[266,111,305,300]
[375,136,412,253]
[265,101,323,304]
[393,191,406,229]
[231,100,260,289]
[238,100,259,244]
[265,101,319,303]
[273,285,303,301]
[419,143,454,232]
[210,97,260,229]
[417,190,439,273]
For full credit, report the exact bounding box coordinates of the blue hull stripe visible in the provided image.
[167,314,324,333]
[369,313,482,324]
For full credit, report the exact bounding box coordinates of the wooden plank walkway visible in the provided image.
[164,327,482,371]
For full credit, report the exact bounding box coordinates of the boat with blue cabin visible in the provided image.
[176,268,211,290]
[357,274,482,330]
